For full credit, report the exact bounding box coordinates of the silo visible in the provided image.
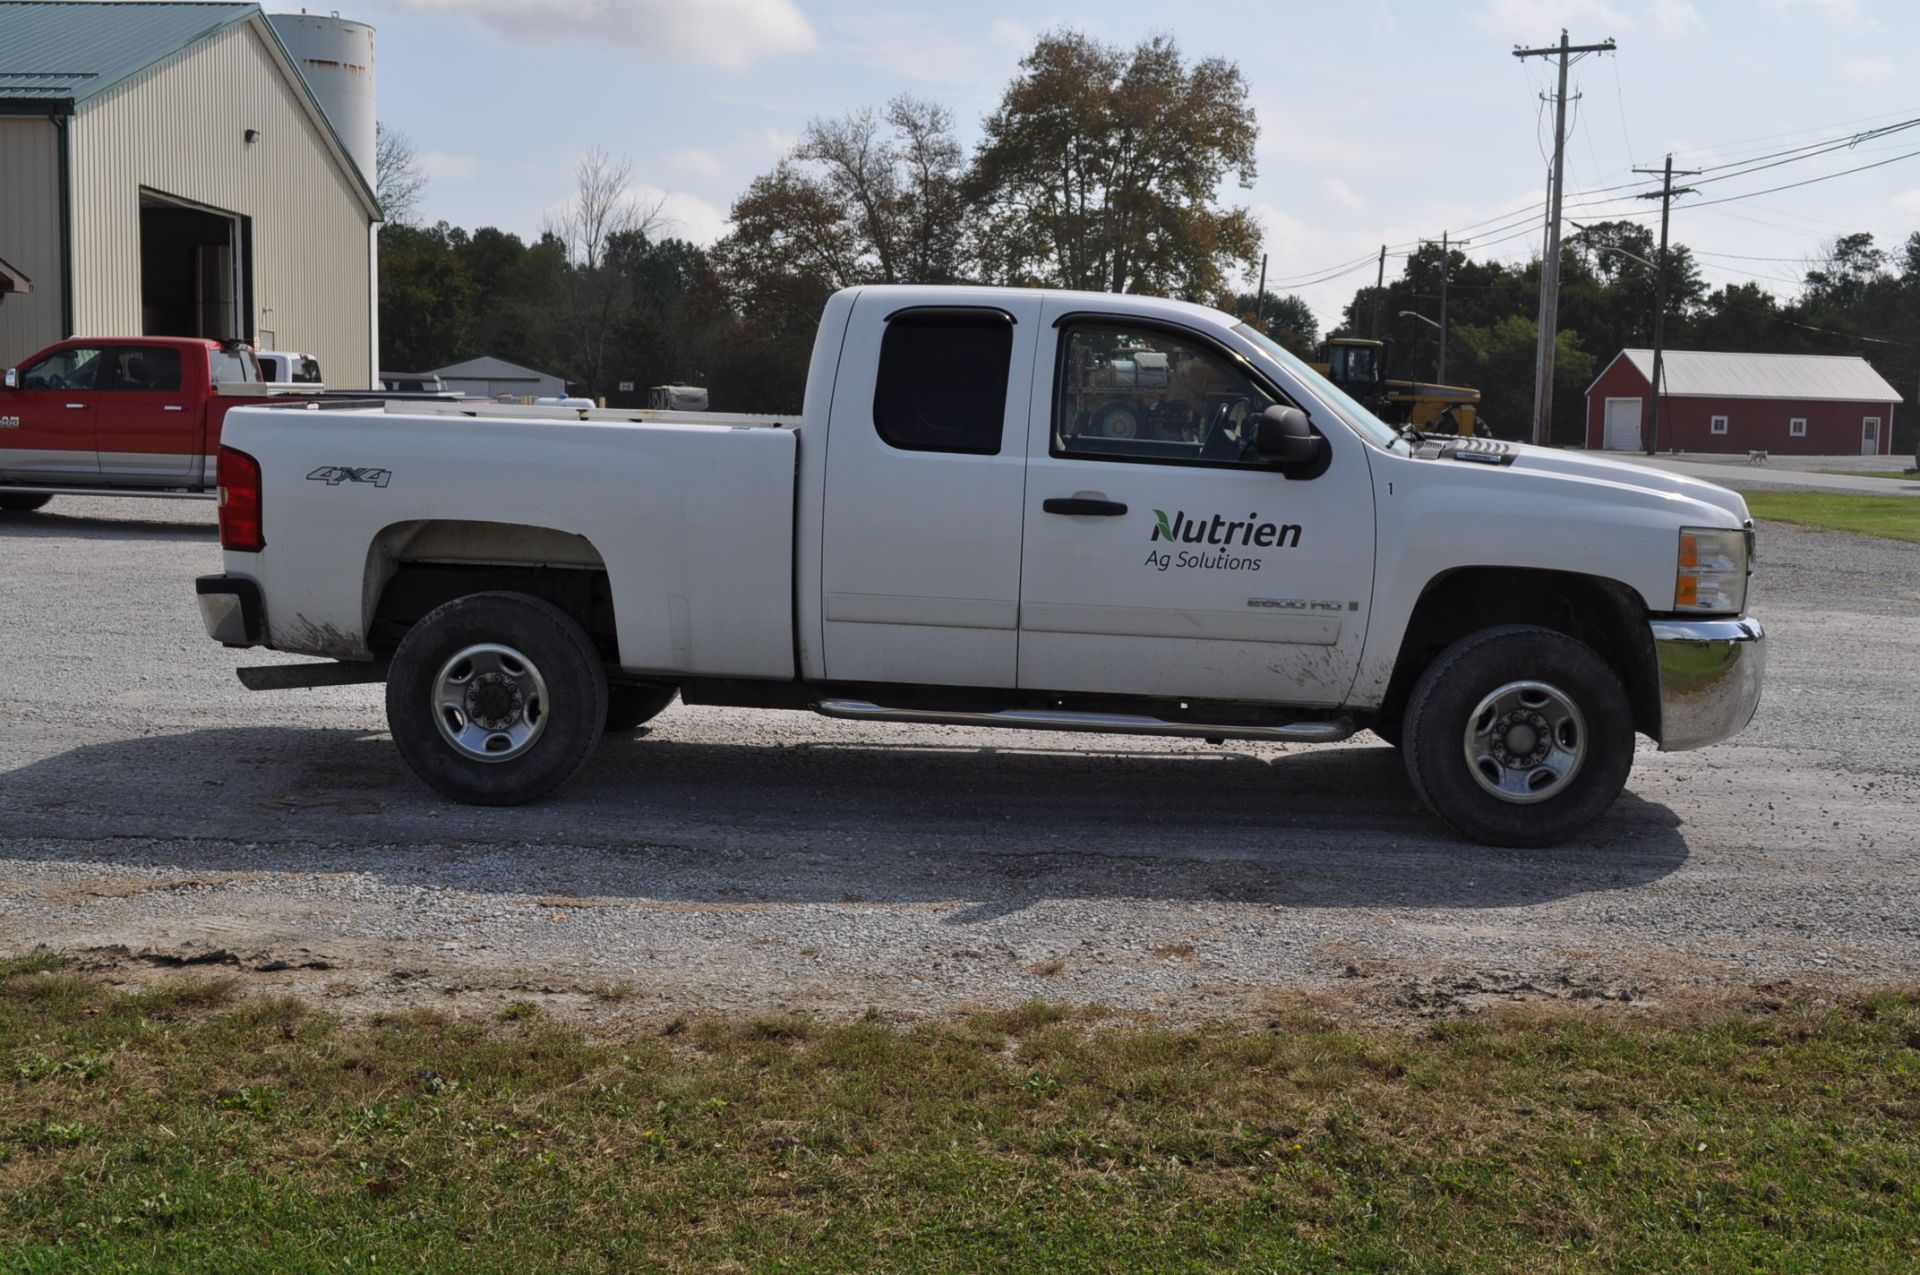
[268,11,377,187]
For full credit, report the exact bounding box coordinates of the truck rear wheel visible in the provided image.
[605,683,677,732]
[385,591,607,805]
[0,493,53,513]
[1402,625,1633,847]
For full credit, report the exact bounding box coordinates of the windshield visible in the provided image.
[1232,322,1402,451]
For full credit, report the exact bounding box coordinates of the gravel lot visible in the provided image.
[1,496,1916,1023]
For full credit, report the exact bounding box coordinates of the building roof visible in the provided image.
[0,2,377,216]
[1606,348,1900,403]
[431,356,567,382]
[0,255,31,293]
[0,3,257,107]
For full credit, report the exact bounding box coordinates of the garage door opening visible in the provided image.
[139,190,252,341]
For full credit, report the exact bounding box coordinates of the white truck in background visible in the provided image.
[196,285,1764,845]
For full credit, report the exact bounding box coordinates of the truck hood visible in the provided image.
[1422,439,1752,527]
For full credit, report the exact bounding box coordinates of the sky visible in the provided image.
[355,0,1920,329]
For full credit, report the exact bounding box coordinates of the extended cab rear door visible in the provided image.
[1015,305,1376,708]
[819,293,1042,687]
[95,345,198,486]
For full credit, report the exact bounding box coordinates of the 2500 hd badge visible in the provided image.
[1146,507,1301,572]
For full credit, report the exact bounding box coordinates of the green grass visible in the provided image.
[1746,490,1920,543]
[1815,469,1918,483]
[4,954,1920,1272]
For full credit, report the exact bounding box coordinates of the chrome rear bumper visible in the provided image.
[1650,616,1765,751]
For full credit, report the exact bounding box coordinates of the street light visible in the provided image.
[1398,309,1442,332]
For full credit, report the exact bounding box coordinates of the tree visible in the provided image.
[378,221,474,370]
[970,31,1260,299]
[1233,290,1319,354]
[375,122,427,226]
[543,149,667,398]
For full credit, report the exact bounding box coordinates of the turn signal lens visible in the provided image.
[1674,526,1746,614]
[217,445,264,552]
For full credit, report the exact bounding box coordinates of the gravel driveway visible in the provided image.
[1,497,1915,1022]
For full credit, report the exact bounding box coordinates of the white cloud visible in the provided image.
[420,151,479,181]
[666,147,727,180]
[988,17,1034,51]
[1473,0,1625,38]
[1891,189,1920,218]
[380,0,815,70]
[1648,0,1705,35]
[1322,178,1367,211]
[645,186,730,245]
[1844,57,1895,82]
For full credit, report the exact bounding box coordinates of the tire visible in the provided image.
[1402,625,1634,847]
[385,591,608,805]
[0,493,53,513]
[605,683,677,732]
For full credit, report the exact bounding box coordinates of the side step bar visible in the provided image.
[814,698,1354,743]
[0,484,215,500]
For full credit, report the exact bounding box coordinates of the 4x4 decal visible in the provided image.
[306,466,392,488]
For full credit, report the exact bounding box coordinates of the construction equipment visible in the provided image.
[1311,337,1483,436]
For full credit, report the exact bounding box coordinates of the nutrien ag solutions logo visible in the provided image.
[1146,508,1301,573]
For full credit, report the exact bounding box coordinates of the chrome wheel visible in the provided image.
[1462,680,1586,805]
[432,643,549,762]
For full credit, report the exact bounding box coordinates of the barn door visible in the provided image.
[1603,397,1642,450]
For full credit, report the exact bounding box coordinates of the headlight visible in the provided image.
[1675,526,1748,614]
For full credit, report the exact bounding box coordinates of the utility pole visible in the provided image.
[1370,244,1387,339]
[1514,30,1616,446]
[1635,155,1699,455]
[1434,231,1470,383]
[1255,252,1268,328]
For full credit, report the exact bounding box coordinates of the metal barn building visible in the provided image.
[0,2,380,385]
[428,355,572,402]
[1585,349,1900,456]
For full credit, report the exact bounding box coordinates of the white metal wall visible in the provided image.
[66,20,374,386]
[0,117,66,371]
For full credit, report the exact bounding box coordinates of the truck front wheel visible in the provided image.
[0,493,53,513]
[386,591,607,805]
[1402,625,1634,847]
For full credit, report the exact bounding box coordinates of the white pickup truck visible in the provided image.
[196,286,1764,845]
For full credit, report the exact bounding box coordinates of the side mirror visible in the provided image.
[1254,404,1321,467]
[2,368,15,389]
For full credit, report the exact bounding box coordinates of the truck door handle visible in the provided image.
[65,402,86,409]
[163,404,184,412]
[1044,497,1128,517]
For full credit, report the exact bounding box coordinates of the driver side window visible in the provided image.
[22,347,103,391]
[1054,324,1280,467]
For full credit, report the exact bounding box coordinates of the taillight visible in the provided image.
[217,445,264,551]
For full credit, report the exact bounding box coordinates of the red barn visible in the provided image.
[1584,349,1900,455]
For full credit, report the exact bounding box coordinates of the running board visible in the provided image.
[0,484,215,500]
[813,698,1354,743]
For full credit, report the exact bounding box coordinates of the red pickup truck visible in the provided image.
[0,336,302,511]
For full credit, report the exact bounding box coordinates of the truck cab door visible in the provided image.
[0,346,103,482]
[95,345,197,485]
[1016,306,1376,707]
[819,293,1041,687]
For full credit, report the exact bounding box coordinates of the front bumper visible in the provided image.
[196,574,263,647]
[1650,616,1765,751]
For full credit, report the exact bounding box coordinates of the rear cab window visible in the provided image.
[872,310,1015,455]
[103,346,183,392]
